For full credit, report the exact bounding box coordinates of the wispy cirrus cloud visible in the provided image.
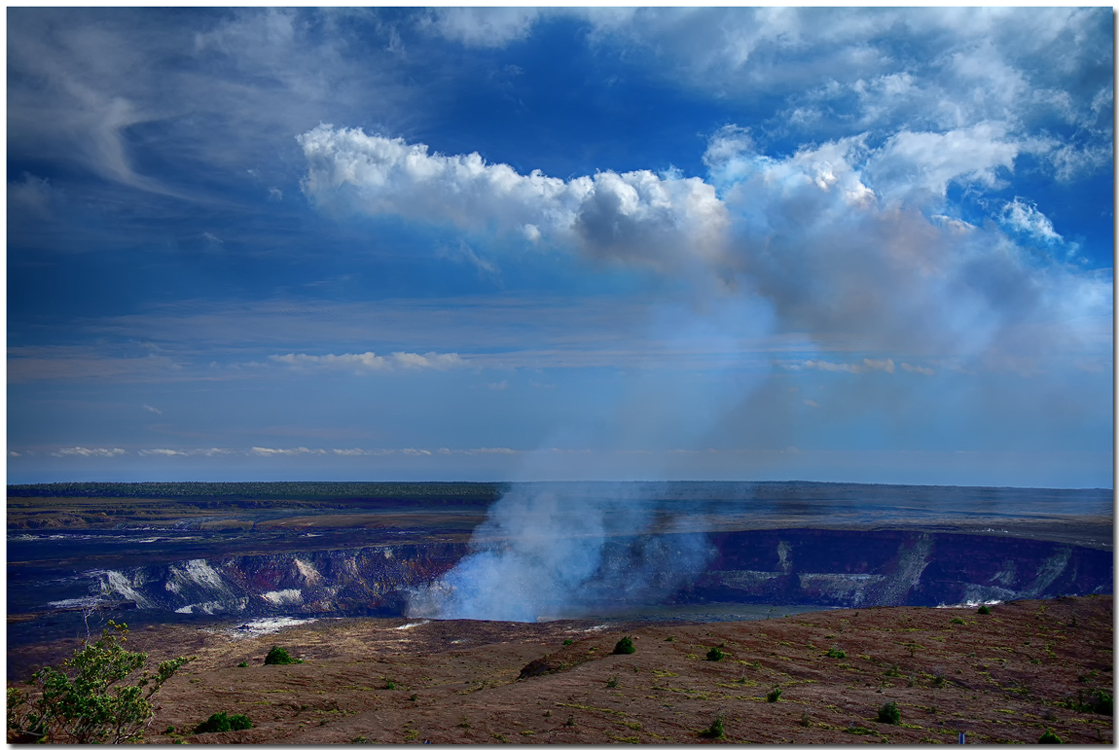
[249,446,326,457]
[138,448,233,457]
[270,350,466,372]
[50,446,127,457]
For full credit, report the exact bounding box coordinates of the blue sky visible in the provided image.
[6,7,1114,488]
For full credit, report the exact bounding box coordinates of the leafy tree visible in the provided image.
[7,621,191,744]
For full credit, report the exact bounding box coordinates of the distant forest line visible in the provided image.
[7,480,1112,503]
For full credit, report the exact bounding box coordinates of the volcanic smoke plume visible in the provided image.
[406,484,713,622]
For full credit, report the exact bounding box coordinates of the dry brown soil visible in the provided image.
[16,595,1113,745]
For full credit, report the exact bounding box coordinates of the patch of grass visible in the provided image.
[613,636,636,655]
[384,679,396,690]
[607,676,620,689]
[237,661,249,668]
[877,701,901,725]
[826,646,846,659]
[844,725,881,736]
[706,646,726,662]
[403,728,419,741]
[556,702,628,717]
[767,687,782,702]
[457,716,471,729]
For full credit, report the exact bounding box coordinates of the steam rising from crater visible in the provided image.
[405,485,714,622]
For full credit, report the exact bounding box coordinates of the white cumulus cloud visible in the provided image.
[298,125,729,273]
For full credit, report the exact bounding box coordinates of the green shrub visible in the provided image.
[195,711,253,734]
[1039,728,1062,744]
[706,647,725,662]
[237,661,249,668]
[264,646,301,665]
[1063,689,1113,715]
[613,636,636,655]
[877,701,901,725]
[977,605,991,615]
[606,676,619,689]
[767,687,782,702]
[826,646,846,659]
[6,621,191,744]
[384,679,396,690]
[699,713,725,739]
[563,639,573,646]
[950,617,965,625]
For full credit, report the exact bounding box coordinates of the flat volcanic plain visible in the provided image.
[7,481,1114,744]
[20,595,1116,745]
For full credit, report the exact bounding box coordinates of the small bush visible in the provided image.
[563,639,573,646]
[706,647,725,662]
[237,661,248,668]
[1063,689,1113,715]
[950,617,965,625]
[977,605,991,615]
[699,713,725,739]
[826,646,846,659]
[1039,728,1062,744]
[767,687,782,702]
[195,711,253,734]
[613,636,636,655]
[264,646,301,665]
[606,676,619,688]
[384,679,396,690]
[877,701,901,725]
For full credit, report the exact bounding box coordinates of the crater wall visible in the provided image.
[78,529,1112,619]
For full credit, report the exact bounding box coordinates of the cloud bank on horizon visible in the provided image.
[7,7,1113,488]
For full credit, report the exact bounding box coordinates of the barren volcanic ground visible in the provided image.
[7,481,1114,744]
[25,596,1116,744]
